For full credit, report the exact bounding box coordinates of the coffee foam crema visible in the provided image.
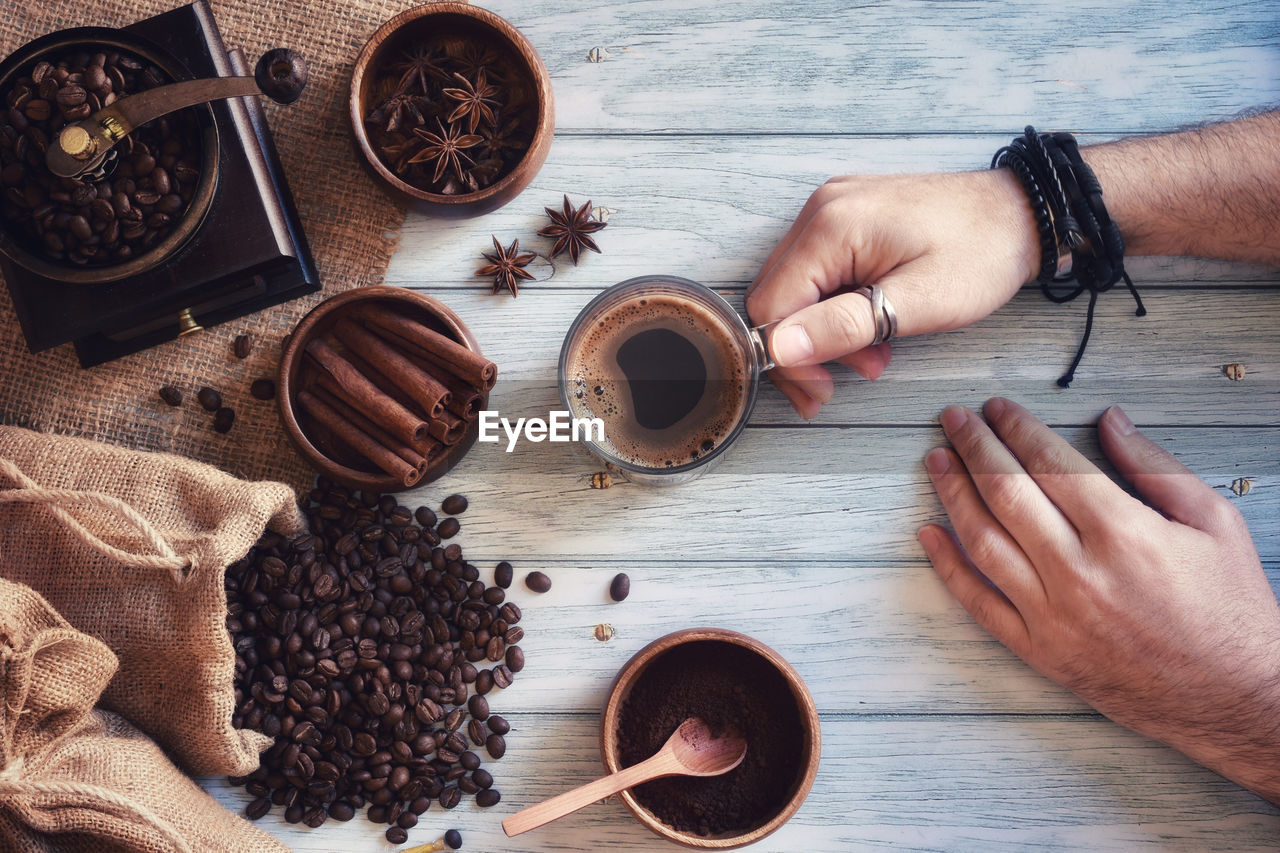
[565,293,749,469]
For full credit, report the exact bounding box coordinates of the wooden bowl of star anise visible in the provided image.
[350,2,554,217]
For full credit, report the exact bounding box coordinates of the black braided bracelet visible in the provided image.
[991,149,1059,284]
[991,126,1145,387]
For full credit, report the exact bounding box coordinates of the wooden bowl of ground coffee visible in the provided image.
[602,628,821,848]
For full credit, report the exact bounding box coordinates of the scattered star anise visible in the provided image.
[442,70,501,133]
[476,236,536,297]
[391,45,450,95]
[539,195,606,264]
[407,118,482,184]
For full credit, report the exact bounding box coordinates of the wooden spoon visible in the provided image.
[502,716,748,837]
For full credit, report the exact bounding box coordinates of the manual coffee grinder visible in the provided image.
[0,0,319,366]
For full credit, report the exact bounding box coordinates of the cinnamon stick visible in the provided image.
[314,373,446,465]
[427,410,466,446]
[357,305,496,390]
[297,390,421,488]
[304,338,429,446]
[332,319,451,420]
[313,381,428,473]
[441,374,483,422]
[405,350,484,421]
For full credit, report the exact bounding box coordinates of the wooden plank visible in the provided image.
[401,287,1280,426]
[198,715,1280,852]
[216,558,1268,715]
[385,136,1280,288]
[480,0,1280,133]
[399,424,1278,561]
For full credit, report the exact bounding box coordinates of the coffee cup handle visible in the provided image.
[748,321,779,373]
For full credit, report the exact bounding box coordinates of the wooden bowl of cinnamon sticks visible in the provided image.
[278,286,495,491]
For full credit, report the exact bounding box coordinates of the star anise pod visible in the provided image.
[452,43,504,82]
[376,133,420,174]
[391,45,450,95]
[368,91,425,134]
[442,70,501,133]
[476,236,536,297]
[407,118,482,184]
[539,195,606,265]
[476,117,525,162]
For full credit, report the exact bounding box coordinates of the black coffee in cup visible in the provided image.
[565,292,750,469]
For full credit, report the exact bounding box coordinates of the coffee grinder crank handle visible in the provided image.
[46,48,307,179]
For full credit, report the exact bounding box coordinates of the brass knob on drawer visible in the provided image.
[177,308,204,336]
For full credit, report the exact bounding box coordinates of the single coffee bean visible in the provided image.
[459,750,481,771]
[284,803,304,824]
[491,665,513,689]
[24,99,52,121]
[444,707,464,733]
[609,572,631,602]
[197,386,222,411]
[441,494,468,515]
[476,788,501,807]
[245,797,271,820]
[472,768,493,789]
[494,560,513,588]
[158,385,182,406]
[414,506,437,527]
[385,826,408,844]
[475,669,493,695]
[329,801,355,821]
[213,406,236,434]
[485,733,506,760]
[505,645,525,672]
[397,811,417,829]
[487,714,510,736]
[249,378,276,400]
[233,333,253,359]
[467,694,489,721]
[444,828,463,849]
[468,718,486,746]
[437,517,460,539]
[302,806,327,828]
[439,786,462,809]
[525,571,551,593]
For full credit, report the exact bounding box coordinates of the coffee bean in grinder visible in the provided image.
[0,0,319,366]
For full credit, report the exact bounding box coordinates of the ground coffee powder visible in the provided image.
[615,640,805,836]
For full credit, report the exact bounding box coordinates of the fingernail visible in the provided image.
[917,525,941,551]
[1106,405,1135,436]
[771,324,813,366]
[925,447,950,477]
[984,397,1007,419]
[939,405,968,434]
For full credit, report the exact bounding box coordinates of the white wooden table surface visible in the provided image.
[202,1,1280,850]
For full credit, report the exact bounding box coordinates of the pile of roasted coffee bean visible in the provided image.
[226,485,524,844]
[1,48,201,265]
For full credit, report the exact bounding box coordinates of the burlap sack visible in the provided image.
[0,576,286,853]
[0,426,305,776]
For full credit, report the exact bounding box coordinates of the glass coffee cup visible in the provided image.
[557,275,775,485]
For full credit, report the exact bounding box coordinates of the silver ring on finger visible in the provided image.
[854,284,898,345]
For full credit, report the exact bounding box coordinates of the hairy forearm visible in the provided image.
[1159,689,1280,806]
[1083,110,1280,266]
